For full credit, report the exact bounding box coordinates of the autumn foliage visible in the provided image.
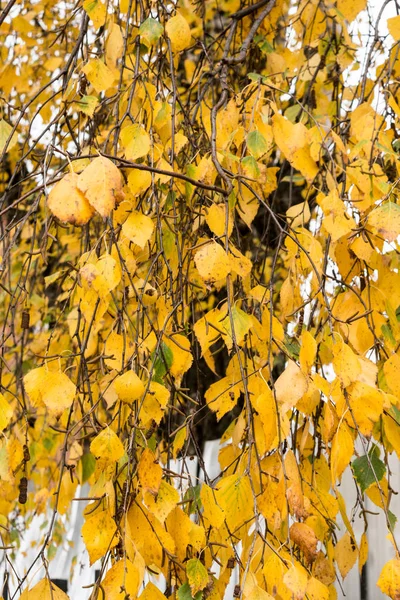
[1,0,400,598]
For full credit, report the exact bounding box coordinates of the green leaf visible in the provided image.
[388,509,397,530]
[183,484,202,515]
[284,334,300,360]
[81,452,96,483]
[75,95,99,117]
[352,445,386,493]
[177,582,203,600]
[186,559,209,596]
[152,341,174,382]
[139,17,164,47]
[246,130,269,159]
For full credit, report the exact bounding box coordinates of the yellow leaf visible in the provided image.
[19,579,69,599]
[271,114,318,181]
[128,503,176,568]
[166,334,193,380]
[205,376,240,421]
[23,366,47,407]
[120,125,151,161]
[216,474,253,531]
[334,532,358,579]
[305,577,329,600]
[104,332,125,371]
[336,0,366,22]
[57,471,78,515]
[388,15,400,41]
[346,382,383,437]
[229,245,252,279]
[200,484,225,528]
[165,12,191,52]
[90,427,125,462]
[359,532,368,574]
[122,211,154,248]
[82,58,116,92]
[0,119,18,153]
[24,367,76,417]
[318,189,356,242]
[205,203,233,238]
[48,172,94,225]
[299,330,317,374]
[251,386,278,452]
[187,558,209,596]
[283,562,309,599]
[127,169,152,195]
[286,201,311,229]
[331,423,354,484]
[106,23,124,68]
[138,448,162,495]
[383,413,400,459]
[285,450,306,519]
[246,587,274,600]
[377,558,400,599]
[101,560,140,599]
[384,353,400,398]
[138,582,166,599]
[77,156,125,218]
[368,202,400,242]
[194,241,231,283]
[82,509,119,564]
[83,0,106,29]
[275,360,308,414]
[114,371,145,403]
[0,393,13,430]
[144,479,179,522]
[220,305,253,352]
[96,252,122,292]
[332,336,361,387]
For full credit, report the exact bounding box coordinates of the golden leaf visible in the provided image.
[194,242,231,283]
[377,558,400,599]
[0,118,18,153]
[334,532,358,579]
[388,15,400,41]
[48,172,94,225]
[82,58,116,92]
[144,480,179,522]
[90,427,125,462]
[138,448,162,495]
[120,125,151,161]
[122,211,154,248]
[216,474,253,531]
[24,367,76,417]
[138,582,167,599]
[114,371,145,403]
[331,423,354,484]
[283,562,309,599]
[0,393,13,430]
[77,156,125,218]
[165,13,191,52]
[101,560,141,600]
[19,579,69,600]
[83,0,106,29]
[82,509,119,564]
[275,360,308,414]
[200,484,225,528]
